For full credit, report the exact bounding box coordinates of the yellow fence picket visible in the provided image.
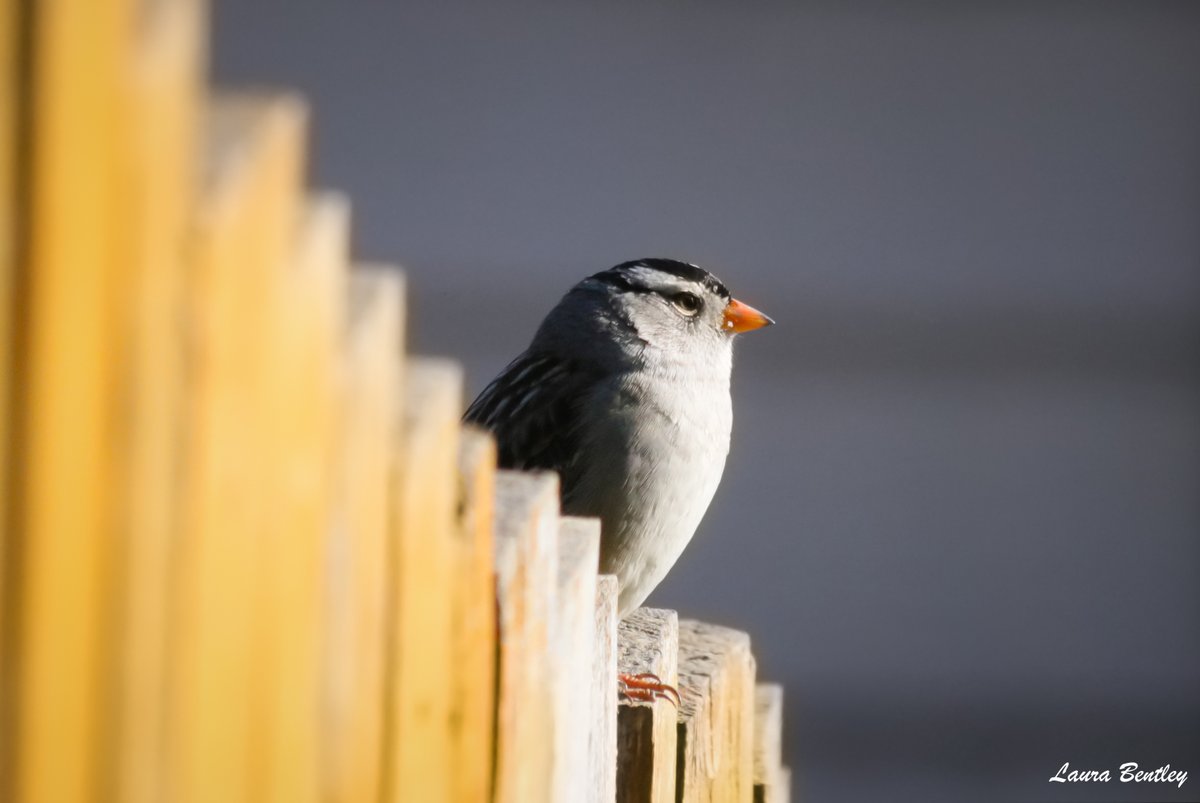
[675,620,756,803]
[753,684,786,803]
[451,427,498,802]
[493,472,561,803]
[253,194,349,803]
[616,608,679,803]
[113,2,204,801]
[8,2,134,801]
[554,517,602,803]
[324,267,404,803]
[0,0,20,761]
[590,576,620,803]
[386,358,462,802]
[168,92,305,803]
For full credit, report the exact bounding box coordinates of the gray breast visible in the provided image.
[564,368,732,618]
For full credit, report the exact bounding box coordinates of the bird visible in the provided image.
[464,258,772,701]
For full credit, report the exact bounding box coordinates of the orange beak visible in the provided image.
[722,298,775,334]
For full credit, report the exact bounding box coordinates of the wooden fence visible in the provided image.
[0,1,792,801]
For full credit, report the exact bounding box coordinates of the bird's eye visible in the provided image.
[671,292,702,317]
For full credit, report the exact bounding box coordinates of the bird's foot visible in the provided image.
[618,672,681,708]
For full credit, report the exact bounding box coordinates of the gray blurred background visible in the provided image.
[212,2,1200,801]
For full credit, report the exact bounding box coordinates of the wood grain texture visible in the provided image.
[616,608,679,803]
[493,471,560,803]
[8,1,134,800]
[451,427,498,803]
[751,685,783,803]
[168,92,306,803]
[323,267,404,803]
[590,575,619,803]
[252,195,349,803]
[113,3,204,801]
[553,516,601,803]
[0,0,18,727]
[385,357,462,803]
[675,620,757,803]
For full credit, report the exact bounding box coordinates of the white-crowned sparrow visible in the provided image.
[465,258,772,619]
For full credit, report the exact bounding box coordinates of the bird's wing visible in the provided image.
[463,350,598,484]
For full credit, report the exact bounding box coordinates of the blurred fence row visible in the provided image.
[0,1,790,801]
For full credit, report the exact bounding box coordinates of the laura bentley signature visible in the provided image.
[1049,762,1188,789]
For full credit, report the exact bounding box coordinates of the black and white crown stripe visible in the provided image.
[589,258,730,301]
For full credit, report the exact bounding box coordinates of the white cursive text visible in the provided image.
[1049,762,1187,789]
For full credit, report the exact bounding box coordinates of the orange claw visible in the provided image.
[618,672,682,708]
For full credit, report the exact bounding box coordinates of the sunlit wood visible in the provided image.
[168,92,305,803]
[253,195,349,803]
[323,267,404,803]
[616,608,679,803]
[10,1,133,800]
[493,472,560,803]
[113,2,204,801]
[450,427,498,802]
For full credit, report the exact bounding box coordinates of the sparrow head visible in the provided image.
[532,258,773,370]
